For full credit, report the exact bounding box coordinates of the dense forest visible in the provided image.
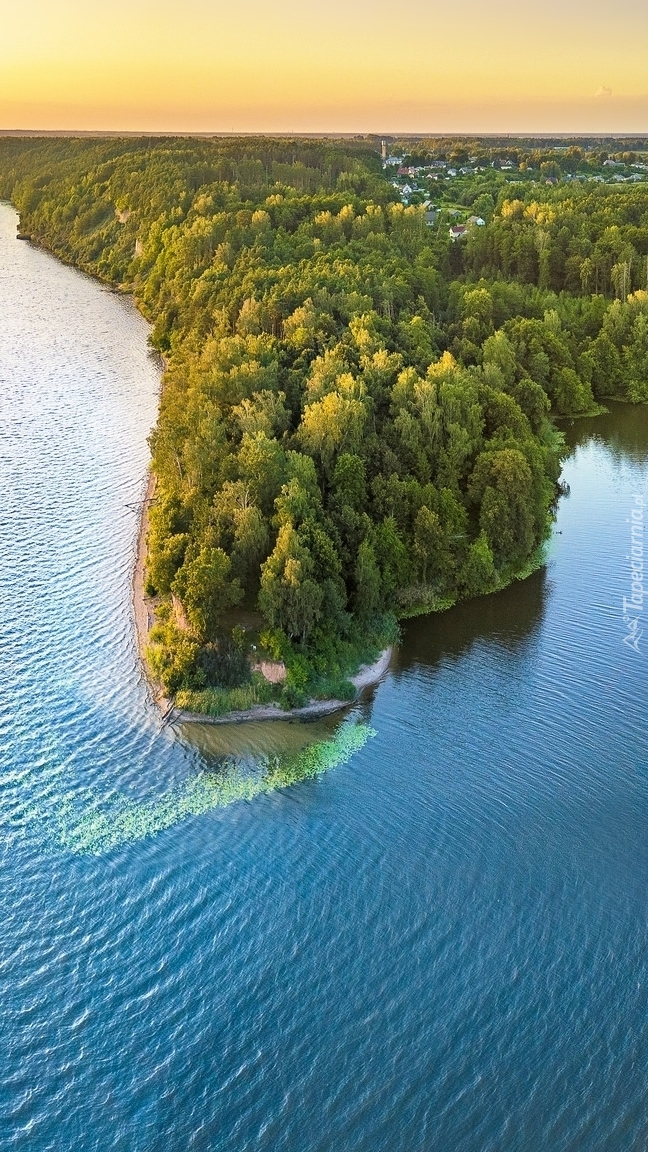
[2,136,648,711]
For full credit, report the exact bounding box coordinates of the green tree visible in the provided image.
[172,543,242,640]
[332,453,366,510]
[469,448,536,565]
[354,539,382,621]
[259,524,323,642]
[625,313,648,402]
[413,506,443,583]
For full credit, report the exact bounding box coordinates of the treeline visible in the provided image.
[2,136,631,707]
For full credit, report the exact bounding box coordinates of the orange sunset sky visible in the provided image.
[2,0,648,134]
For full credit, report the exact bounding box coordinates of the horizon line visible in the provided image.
[2,129,648,141]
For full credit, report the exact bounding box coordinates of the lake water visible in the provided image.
[3,198,648,1151]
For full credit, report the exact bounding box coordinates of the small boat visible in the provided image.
[16,233,31,241]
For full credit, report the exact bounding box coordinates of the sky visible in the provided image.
[2,0,648,134]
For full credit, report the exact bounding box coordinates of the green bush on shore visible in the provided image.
[175,674,277,717]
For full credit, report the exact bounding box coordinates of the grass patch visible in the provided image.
[397,586,457,618]
[175,673,278,717]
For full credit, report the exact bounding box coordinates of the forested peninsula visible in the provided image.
[2,135,648,715]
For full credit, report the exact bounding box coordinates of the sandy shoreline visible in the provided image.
[132,471,174,715]
[171,645,393,725]
[132,472,392,726]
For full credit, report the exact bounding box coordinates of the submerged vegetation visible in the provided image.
[3,135,648,707]
[57,718,376,854]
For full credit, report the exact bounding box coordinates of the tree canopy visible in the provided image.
[4,135,644,706]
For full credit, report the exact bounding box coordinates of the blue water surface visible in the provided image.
[3,201,648,1152]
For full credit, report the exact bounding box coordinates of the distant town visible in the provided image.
[380,138,648,239]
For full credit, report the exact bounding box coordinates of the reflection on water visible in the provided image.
[397,566,548,674]
[561,399,648,462]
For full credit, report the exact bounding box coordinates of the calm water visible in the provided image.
[3,199,648,1151]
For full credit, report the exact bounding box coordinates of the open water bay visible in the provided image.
[3,199,648,1151]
